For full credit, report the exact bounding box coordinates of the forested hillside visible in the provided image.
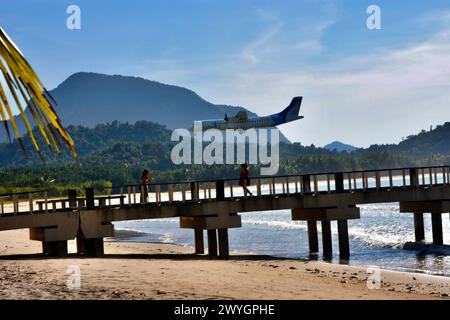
[0,120,448,194]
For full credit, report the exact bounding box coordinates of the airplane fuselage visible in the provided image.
[193,96,304,131]
[201,114,301,130]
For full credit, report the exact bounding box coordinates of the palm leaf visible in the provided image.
[0,26,77,159]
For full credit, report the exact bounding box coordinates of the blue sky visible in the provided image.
[1,0,450,147]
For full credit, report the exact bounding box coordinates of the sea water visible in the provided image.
[114,203,450,277]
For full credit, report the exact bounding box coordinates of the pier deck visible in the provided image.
[1,166,449,258]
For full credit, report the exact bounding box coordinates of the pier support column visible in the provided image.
[77,237,104,257]
[86,238,104,256]
[30,218,79,258]
[194,228,204,254]
[207,230,218,256]
[218,228,229,258]
[180,214,241,257]
[292,206,360,259]
[77,209,114,256]
[337,220,350,259]
[42,240,68,257]
[413,212,425,242]
[431,212,443,245]
[321,221,332,258]
[400,201,450,245]
[76,237,85,254]
[307,220,319,255]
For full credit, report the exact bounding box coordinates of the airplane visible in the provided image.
[193,96,304,131]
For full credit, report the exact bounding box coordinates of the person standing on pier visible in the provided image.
[239,163,253,197]
[140,169,152,203]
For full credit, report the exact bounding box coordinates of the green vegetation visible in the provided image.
[0,120,449,194]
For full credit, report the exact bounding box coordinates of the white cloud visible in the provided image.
[126,10,450,148]
[193,18,450,147]
[240,21,283,66]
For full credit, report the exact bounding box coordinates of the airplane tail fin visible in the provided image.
[279,96,303,121]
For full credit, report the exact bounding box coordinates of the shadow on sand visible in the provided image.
[0,251,302,262]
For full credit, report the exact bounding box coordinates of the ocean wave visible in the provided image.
[241,218,307,231]
[114,227,150,236]
[158,233,176,244]
[403,242,450,255]
[348,226,411,248]
[241,218,410,249]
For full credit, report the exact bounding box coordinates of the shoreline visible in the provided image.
[0,229,449,300]
[113,227,450,278]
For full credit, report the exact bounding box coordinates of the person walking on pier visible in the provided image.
[140,169,152,203]
[239,163,253,197]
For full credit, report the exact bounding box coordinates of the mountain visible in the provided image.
[324,141,357,153]
[50,72,256,129]
[2,72,290,142]
[396,123,450,155]
[360,122,450,161]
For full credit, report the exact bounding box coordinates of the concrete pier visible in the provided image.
[321,221,332,257]
[218,229,229,258]
[413,212,425,242]
[292,205,360,258]
[77,210,115,256]
[1,166,449,259]
[307,220,319,255]
[337,220,350,258]
[77,237,105,256]
[207,230,218,256]
[431,212,443,245]
[42,240,68,257]
[180,213,241,258]
[194,228,204,254]
[400,200,449,245]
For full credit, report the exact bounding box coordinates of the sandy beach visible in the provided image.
[0,229,449,300]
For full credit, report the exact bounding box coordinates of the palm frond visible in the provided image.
[0,27,77,159]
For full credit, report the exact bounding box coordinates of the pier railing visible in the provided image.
[0,190,49,215]
[1,165,449,215]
